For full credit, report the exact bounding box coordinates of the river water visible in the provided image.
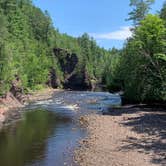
[0,91,121,166]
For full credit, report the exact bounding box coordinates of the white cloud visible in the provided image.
[90,26,132,40]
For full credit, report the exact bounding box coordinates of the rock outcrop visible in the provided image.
[53,48,78,75]
[47,68,61,88]
[53,48,93,90]
[10,75,27,103]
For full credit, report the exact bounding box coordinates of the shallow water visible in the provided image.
[0,91,121,166]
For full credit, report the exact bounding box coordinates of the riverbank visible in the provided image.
[0,88,61,127]
[75,107,166,166]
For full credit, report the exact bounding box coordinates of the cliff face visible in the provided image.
[53,48,78,75]
[63,70,92,90]
[53,48,92,90]
[47,68,61,89]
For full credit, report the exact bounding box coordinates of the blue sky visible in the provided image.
[33,0,165,49]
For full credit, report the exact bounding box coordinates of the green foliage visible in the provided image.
[0,0,111,95]
[128,0,155,25]
[134,14,166,54]
[109,14,166,102]
[77,33,109,81]
[0,0,164,104]
[160,1,166,27]
[0,0,54,94]
[0,14,13,95]
[103,2,166,103]
[0,44,13,95]
[103,49,122,91]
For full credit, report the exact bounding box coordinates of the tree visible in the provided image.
[0,14,13,95]
[160,1,166,24]
[0,0,117,96]
[119,14,166,102]
[127,0,155,25]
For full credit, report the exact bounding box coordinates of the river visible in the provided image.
[0,91,121,166]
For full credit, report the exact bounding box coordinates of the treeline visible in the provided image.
[0,0,111,95]
[0,0,165,103]
[105,0,166,103]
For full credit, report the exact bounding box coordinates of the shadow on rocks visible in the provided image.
[104,106,166,166]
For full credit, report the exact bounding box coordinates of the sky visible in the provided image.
[33,0,165,49]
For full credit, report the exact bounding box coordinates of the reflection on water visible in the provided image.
[0,91,121,166]
[0,110,82,166]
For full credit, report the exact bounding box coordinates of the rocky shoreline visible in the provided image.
[75,107,166,166]
[0,88,61,128]
[1,89,165,166]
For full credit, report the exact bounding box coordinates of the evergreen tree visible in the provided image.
[127,0,155,25]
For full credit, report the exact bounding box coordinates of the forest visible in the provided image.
[0,0,166,103]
